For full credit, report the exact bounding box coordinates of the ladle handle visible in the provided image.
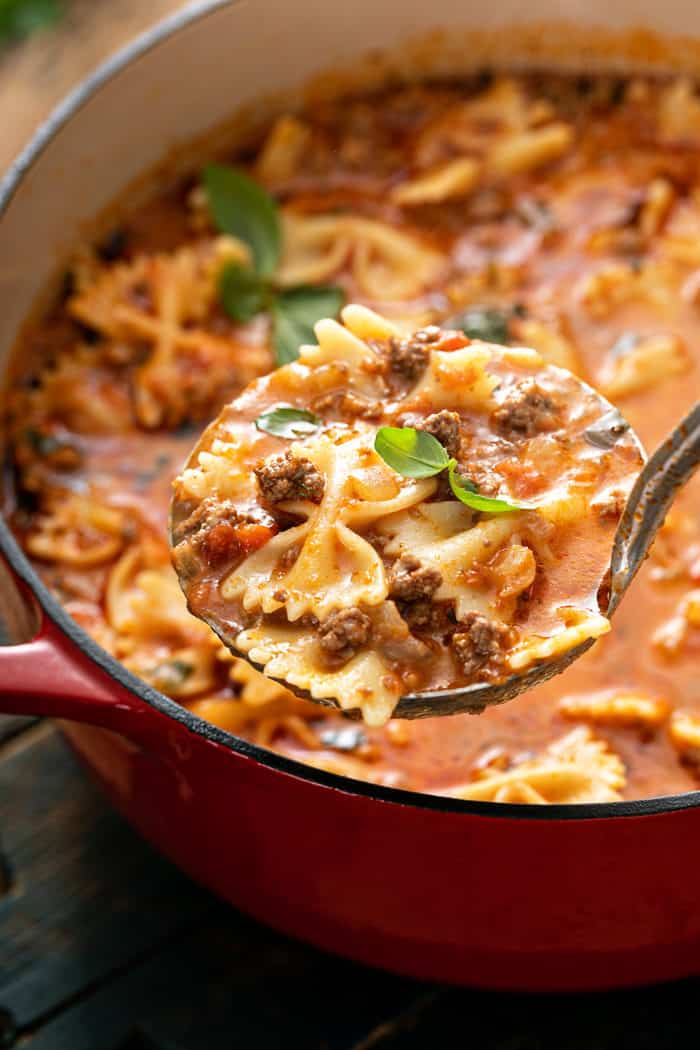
[609,401,700,616]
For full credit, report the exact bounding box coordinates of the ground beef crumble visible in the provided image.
[389,554,443,602]
[312,390,383,420]
[318,607,372,666]
[451,611,511,677]
[385,326,441,381]
[399,598,455,637]
[255,451,324,504]
[174,496,273,543]
[418,410,462,457]
[492,379,560,439]
[173,497,277,567]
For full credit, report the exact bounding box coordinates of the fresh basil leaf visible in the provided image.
[448,462,530,514]
[374,426,450,478]
[255,405,321,439]
[446,306,512,345]
[204,164,281,277]
[218,262,267,322]
[272,285,345,366]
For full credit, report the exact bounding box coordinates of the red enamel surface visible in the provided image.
[2,598,700,990]
[63,718,700,990]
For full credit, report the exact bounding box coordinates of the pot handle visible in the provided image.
[0,555,159,734]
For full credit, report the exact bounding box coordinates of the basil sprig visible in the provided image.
[255,405,321,438]
[374,426,450,478]
[444,304,527,346]
[272,286,345,365]
[447,468,532,514]
[204,163,344,365]
[204,165,280,277]
[374,426,532,514]
[219,263,269,322]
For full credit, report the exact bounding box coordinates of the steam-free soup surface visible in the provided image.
[5,71,700,802]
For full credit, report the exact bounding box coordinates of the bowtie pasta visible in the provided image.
[171,306,643,724]
[9,69,700,799]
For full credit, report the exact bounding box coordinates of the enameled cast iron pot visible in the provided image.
[1,0,700,992]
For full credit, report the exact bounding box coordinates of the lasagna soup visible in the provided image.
[4,70,700,801]
[171,307,643,725]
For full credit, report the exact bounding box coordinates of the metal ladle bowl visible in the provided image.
[394,401,700,718]
[171,371,698,720]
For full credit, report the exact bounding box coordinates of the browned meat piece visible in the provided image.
[386,326,441,381]
[389,554,443,602]
[492,379,560,439]
[173,496,243,543]
[451,611,510,677]
[399,598,454,637]
[419,409,462,457]
[312,390,383,420]
[318,607,372,665]
[388,338,429,380]
[412,325,443,343]
[173,496,277,565]
[255,451,324,504]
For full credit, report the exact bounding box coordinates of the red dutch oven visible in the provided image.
[1,0,700,992]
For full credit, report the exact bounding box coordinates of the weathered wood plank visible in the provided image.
[0,715,37,747]
[22,916,428,1050]
[3,720,700,1050]
[0,727,213,1028]
[0,724,428,1049]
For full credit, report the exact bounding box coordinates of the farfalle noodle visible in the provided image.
[172,305,641,723]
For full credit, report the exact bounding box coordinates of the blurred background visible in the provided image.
[0,0,183,170]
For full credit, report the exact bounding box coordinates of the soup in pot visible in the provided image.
[170,307,643,726]
[4,70,699,802]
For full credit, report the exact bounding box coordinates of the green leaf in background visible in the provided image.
[255,405,321,439]
[203,167,344,348]
[447,461,530,514]
[374,426,450,479]
[204,164,281,277]
[272,285,345,366]
[0,0,60,41]
[218,262,268,323]
[448,306,512,345]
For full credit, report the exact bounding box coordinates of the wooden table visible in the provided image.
[0,0,181,171]
[0,715,699,1049]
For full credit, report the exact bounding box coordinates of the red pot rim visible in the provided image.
[1,0,698,823]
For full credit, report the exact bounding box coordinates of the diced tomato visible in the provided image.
[236,521,278,555]
[438,334,471,352]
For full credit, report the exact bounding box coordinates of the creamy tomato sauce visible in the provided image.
[4,72,700,800]
[170,315,642,725]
